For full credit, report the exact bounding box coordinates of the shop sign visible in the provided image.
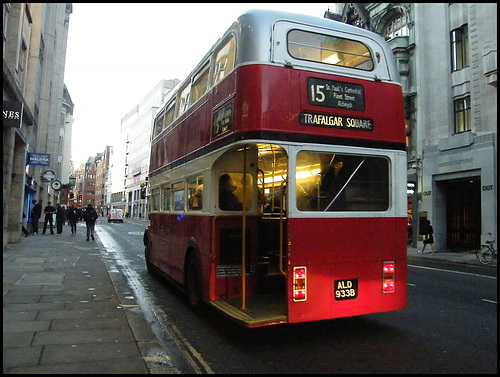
[3,101,24,128]
[28,153,51,166]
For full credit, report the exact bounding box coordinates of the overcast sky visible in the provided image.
[64,3,333,167]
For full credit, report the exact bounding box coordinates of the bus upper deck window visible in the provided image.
[212,36,236,86]
[287,30,374,71]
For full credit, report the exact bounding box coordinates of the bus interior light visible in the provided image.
[293,266,307,302]
[382,262,395,293]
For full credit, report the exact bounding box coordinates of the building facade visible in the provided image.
[120,79,179,219]
[3,3,73,247]
[95,146,111,216]
[333,3,497,250]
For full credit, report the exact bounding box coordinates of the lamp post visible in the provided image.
[409,159,422,248]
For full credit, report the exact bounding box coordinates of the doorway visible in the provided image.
[444,177,481,250]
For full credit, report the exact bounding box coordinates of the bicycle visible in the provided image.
[475,232,496,265]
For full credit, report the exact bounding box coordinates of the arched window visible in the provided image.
[384,14,409,40]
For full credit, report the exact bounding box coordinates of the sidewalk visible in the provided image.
[407,246,497,268]
[3,227,180,374]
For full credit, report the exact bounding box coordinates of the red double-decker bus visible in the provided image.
[144,9,407,327]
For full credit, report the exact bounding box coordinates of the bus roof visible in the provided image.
[232,9,399,81]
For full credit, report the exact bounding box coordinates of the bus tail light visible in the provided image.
[382,262,395,293]
[293,266,307,301]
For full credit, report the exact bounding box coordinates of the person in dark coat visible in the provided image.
[219,173,242,211]
[82,203,98,241]
[55,203,66,235]
[420,219,435,254]
[42,201,56,235]
[66,203,80,235]
[30,199,42,235]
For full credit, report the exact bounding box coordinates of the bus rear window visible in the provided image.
[296,152,389,211]
[287,29,374,71]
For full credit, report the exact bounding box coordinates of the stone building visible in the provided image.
[332,3,497,250]
[3,3,73,246]
[119,79,179,219]
[95,146,112,217]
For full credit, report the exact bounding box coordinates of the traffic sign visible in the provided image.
[50,179,61,190]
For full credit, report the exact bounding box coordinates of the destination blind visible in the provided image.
[299,112,373,131]
[308,77,365,111]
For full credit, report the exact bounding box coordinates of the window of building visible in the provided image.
[18,38,28,73]
[451,25,469,71]
[454,96,471,133]
[384,14,409,40]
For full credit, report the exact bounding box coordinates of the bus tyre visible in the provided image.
[186,254,204,313]
[145,247,154,274]
[143,230,154,274]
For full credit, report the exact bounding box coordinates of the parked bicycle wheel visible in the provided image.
[476,245,495,265]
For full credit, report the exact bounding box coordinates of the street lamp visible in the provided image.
[408,158,422,248]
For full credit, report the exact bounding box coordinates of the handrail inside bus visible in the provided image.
[241,147,248,309]
[257,168,265,213]
[279,181,287,276]
[324,158,366,211]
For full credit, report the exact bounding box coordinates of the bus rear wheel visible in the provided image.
[143,230,154,274]
[144,247,154,274]
[185,254,204,313]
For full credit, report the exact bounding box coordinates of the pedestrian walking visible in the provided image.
[30,199,42,235]
[82,203,98,241]
[66,203,80,235]
[420,219,435,254]
[55,203,66,235]
[42,201,56,235]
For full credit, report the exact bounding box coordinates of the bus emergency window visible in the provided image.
[187,176,203,210]
[212,36,236,85]
[287,30,374,71]
[172,181,185,211]
[161,186,171,211]
[190,62,210,105]
[296,152,389,211]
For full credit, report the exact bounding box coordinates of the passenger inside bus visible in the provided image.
[219,173,242,211]
[319,158,349,211]
[296,183,314,211]
[264,193,282,213]
[189,184,203,210]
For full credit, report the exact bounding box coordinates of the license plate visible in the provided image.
[334,278,358,300]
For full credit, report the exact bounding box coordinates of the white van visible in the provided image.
[108,208,124,223]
